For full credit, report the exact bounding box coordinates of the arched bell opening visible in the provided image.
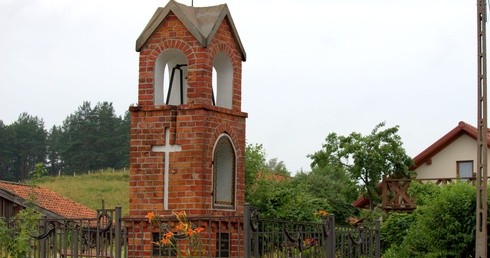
[212,52,233,109]
[154,49,188,105]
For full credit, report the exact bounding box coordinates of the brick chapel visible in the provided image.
[129,0,247,218]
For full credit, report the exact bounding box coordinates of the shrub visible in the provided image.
[0,204,42,258]
[383,182,481,257]
[380,212,415,251]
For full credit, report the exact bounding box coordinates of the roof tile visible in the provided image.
[0,181,97,219]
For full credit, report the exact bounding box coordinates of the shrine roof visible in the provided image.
[136,0,246,61]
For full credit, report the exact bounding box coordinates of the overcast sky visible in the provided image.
[0,0,479,173]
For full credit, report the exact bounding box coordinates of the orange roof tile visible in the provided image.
[0,181,97,219]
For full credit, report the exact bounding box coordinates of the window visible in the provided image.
[212,135,236,209]
[457,160,473,179]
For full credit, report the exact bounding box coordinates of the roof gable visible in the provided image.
[0,181,97,219]
[412,121,490,170]
[136,0,246,61]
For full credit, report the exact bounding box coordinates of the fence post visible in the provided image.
[72,228,79,258]
[244,203,251,258]
[326,214,335,258]
[375,219,381,258]
[115,207,122,258]
[39,217,47,258]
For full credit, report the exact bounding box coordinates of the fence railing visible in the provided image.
[244,204,380,258]
[0,205,380,258]
[381,175,485,211]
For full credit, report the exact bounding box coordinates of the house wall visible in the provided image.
[414,134,490,179]
[0,197,22,219]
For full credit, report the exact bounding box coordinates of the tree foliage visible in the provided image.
[245,142,357,223]
[0,101,129,181]
[0,113,47,181]
[383,182,483,257]
[59,101,129,173]
[247,176,332,222]
[292,164,359,223]
[46,125,63,176]
[0,120,12,180]
[0,203,42,257]
[245,143,267,196]
[308,122,413,208]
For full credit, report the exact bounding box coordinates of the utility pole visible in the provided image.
[476,0,488,257]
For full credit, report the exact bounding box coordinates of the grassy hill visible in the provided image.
[31,169,130,216]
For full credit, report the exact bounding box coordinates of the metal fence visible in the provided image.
[0,205,380,258]
[0,208,122,258]
[244,205,380,258]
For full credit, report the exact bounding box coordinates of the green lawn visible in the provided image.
[31,169,130,216]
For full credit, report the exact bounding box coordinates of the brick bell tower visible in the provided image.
[129,0,247,218]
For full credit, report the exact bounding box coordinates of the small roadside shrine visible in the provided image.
[128,0,247,256]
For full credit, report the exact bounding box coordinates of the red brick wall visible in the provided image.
[129,12,247,218]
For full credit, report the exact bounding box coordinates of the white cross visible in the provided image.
[152,128,181,210]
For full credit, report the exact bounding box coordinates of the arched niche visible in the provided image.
[212,134,236,209]
[154,49,188,105]
[212,52,233,109]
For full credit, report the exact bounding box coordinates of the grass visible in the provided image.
[30,169,130,216]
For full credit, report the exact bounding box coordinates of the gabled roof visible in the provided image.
[136,0,246,61]
[0,181,97,219]
[411,121,490,170]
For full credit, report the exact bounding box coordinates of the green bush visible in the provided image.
[383,182,481,257]
[0,205,42,258]
[380,212,415,251]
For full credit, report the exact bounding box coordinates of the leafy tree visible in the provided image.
[247,176,330,221]
[0,101,129,180]
[245,143,324,221]
[114,111,130,168]
[59,101,129,173]
[5,113,47,181]
[245,143,267,199]
[309,122,413,209]
[46,125,63,176]
[292,164,359,223]
[0,120,14,180]
[29,162,48,180]
[245,142,357,222]
[92,102,121,168]
[266,158,290,176]
[60,101,98,172]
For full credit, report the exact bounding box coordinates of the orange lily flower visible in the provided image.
[146,211,155,222]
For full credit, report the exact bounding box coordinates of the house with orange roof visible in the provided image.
[0,180,97,219]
